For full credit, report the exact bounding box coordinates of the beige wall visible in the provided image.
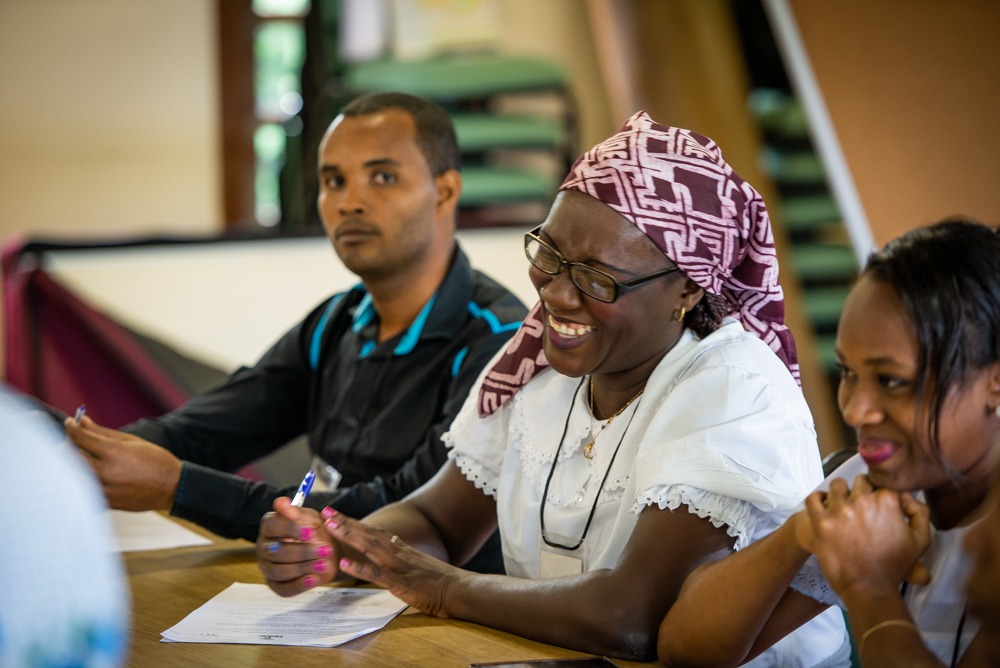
[0,0,609,377]
[12,3,997,264]
[497,0,614,148]
[0,0,611,243]
[0,0,222,240]
[787,0,1000,245]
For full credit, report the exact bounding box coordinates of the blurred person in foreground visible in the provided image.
[0,386,128,667]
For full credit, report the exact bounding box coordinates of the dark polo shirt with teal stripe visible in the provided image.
[125,245,526,545]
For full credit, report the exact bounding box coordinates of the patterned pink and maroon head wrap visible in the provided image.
[477,111,798,417]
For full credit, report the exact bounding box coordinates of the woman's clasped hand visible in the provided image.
[800,476,932,596]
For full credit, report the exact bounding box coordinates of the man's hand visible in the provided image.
[65,416,182,511]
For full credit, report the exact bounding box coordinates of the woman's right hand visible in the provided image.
[256,497,339,596]
[806,475,931,600]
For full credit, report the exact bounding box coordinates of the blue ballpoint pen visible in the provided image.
[74,405,86,424]
[290,469,316,507]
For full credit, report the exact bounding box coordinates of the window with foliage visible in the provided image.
[252,0,309,227]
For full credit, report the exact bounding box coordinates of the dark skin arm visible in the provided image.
[659,474,941,668]
[658,511,828,667]
[259,462,736,661]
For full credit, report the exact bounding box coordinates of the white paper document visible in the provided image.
[161,583,409,647]
[110,510,212,552]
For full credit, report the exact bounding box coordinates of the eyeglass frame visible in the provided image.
[523,225,681,303]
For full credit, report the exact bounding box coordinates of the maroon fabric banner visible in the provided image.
[2,239,190,428]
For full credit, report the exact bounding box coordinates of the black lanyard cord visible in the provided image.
[540,376,643,552]
[951,604,968,668]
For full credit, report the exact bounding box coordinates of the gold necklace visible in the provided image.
[583,376,645,459]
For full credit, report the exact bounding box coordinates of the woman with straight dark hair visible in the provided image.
[660,218,1000,667]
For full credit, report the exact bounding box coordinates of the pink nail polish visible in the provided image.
[315,544,332,558]
[326,518,340,530]
[313,560,326,573]
[303,575,317,588]
[299,526,314,541]
[339,557,351,569]
[321,506,337,519]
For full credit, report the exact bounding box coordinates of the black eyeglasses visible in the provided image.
[524,225,680,303]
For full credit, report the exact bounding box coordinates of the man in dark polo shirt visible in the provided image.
[66,93,526,570]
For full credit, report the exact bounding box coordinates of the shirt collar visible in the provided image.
[350,244,474,356]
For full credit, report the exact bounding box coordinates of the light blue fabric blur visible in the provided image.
[0,387,129,668]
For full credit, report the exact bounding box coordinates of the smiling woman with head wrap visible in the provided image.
[478,111,798,417]
[255,112,849,665]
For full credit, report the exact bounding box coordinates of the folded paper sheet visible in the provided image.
[161,583,408,647]
[110,510,212,552]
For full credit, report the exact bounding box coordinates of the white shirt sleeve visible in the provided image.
[443,346,515,499]
[633,351,823,550]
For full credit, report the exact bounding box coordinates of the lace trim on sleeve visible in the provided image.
[446,449,498,499]
[634,484,765,551]
[789,555,842,607]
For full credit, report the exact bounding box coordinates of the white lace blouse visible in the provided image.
[445,320,824,577]
[445,320,852,666]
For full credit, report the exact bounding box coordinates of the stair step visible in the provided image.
[781,194,842,234]
[761,148,826,185]
[815,333,840,373]
[803,285,852,329]
[346,54,568,101]
[452,113,565,152]
[792,243,859,283]
[748,88,810,140]
[460,166,555,206]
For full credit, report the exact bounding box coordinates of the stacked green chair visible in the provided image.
[750,88,860,375]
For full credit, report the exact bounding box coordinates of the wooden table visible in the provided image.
[124,523,654,667]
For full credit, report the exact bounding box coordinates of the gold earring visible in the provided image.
[672,305,686,322]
